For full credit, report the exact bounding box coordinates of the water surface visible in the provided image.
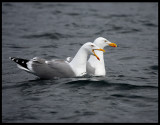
[2,2,158,123]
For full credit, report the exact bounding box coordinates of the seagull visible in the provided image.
[87,37,117,76]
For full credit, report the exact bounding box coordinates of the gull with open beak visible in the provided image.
[9,42,105,79]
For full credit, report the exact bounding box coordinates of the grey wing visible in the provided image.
[31,58,75,79]
[86,61,95,76]
[47,60,75,78]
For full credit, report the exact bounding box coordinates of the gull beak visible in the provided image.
[92,48,105,61]
[109,43,117,47]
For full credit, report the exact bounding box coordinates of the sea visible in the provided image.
[2,2,158,123]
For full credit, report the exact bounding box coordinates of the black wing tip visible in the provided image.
[9,57,30,70]
[9,57,29,61]
[9,57,16,61]
[9,57,20,63]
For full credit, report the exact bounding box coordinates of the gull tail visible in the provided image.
[9,57,31,72]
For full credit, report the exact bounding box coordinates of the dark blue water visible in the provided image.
[2,2,158,123]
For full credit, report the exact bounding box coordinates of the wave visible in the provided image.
[2,76,158,91]
[64,78,158,89]
[6,46,29,49]
[40,45,58,48]
[108,14,132,18]
[149,65,158,70]
[118,56,137,61]
[66,12,80,16]
[143,22,157,27]
[110,93,158,102]
[2,3,13,7]
[104,23,141,34]
[22,32,71,40]
[120,28,141,34]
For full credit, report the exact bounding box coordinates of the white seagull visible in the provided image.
[87,37,117,76]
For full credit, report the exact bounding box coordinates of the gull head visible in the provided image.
[94,37,117,48]
[83,42,105,61]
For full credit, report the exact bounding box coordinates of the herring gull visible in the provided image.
[87,37,117,76]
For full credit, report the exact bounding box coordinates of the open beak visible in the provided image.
[109,43,117,47]
[92,48,105,61]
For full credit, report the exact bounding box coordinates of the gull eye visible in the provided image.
[91,45,94,47]
[104,40,107,42]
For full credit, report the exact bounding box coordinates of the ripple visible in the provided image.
[22,32,71,40]
[149,65,158,70]
[40,45,58,48]
[3,43,29,49]
[118,56,137,60]
[82,111,97,116]
[3,3,13,7]
[135,77,149,80]
[64,79,158,90]
[143,22,157,27]
[51,10,62,14]
[147,71,157,75]
[67,12,80,16]
[117,75,125,77]
[110,94,157,101]
[120,28,141,33]
[113,83,157,90]
[109,14,132,18]
[8,46,29,49]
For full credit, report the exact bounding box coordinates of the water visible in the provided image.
[2,2,158,123]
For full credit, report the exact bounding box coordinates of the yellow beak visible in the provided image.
[95,48,106,52]
[92,48,105,61]
[109,43,117,47]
